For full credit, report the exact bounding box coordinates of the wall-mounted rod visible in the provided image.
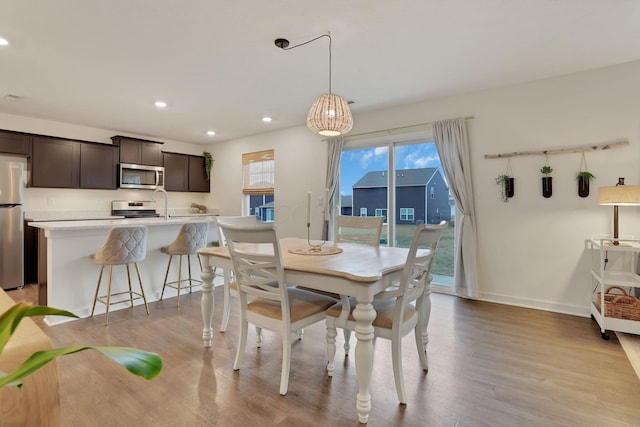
[483,139,628,159]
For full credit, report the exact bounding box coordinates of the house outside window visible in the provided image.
[400,208,414,221]
[430,186,435,199]
[360,208,367,216]
[375,209,388,223]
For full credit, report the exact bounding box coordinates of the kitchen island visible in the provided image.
[28,215,219,326]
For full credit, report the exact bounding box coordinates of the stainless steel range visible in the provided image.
[111,200,160,218]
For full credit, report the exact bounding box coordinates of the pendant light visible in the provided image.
[275,33,353,136]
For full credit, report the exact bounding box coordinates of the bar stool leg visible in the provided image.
[126,264,134,307]
[105,266,114,326]
[91,265,105,317]
[134,262,150,316]
[161,255,173,301]
[177,255,183,307]
[187,254,193,294]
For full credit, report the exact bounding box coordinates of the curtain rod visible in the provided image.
[343,115,475,140]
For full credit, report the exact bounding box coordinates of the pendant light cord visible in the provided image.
[278,32,332,95]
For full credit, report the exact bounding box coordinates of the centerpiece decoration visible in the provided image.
[289,189,342,255]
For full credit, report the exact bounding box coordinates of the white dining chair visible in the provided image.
[417,220,448,360]
[219,221,337,395]
[325,223,438,404]
[334,215,385,246]
[213,215,258,332]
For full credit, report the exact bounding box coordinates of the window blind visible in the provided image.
[242,149,274,195]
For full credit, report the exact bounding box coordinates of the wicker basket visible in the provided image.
[597,285,640,321]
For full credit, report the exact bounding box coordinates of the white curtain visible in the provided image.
[432,118,479,298]
[324,136,344,240]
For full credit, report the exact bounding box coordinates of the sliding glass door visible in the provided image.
[340,138,455,287]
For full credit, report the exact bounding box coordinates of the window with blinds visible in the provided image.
[242,149,274,195]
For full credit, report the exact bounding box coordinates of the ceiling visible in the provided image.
[1,1,640,145]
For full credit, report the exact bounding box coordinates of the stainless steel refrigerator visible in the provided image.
[0,156,25,290]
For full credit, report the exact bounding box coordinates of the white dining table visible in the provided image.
[197,237,431,424]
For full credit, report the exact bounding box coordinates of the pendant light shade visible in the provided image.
[275,32,354,137]
[306,93,353,136]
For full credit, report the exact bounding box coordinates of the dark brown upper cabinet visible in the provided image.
[0,129,32,156]
[188,155,210,192]
[31,136,80,188]
[163,152,189,192]
[80,143,119,189]
[111,135,163,166]
[163,152,210,193]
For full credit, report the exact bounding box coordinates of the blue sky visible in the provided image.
[340,142,442,195]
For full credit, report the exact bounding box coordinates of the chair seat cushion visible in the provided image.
[248,288,337,322]
[327,297,416,329]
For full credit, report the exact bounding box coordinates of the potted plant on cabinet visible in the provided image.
[577,171,595,198]
[540,162,553,198]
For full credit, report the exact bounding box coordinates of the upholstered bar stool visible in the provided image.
[90,226,150,325]
[160,222,209,307]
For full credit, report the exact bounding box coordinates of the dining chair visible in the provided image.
[213,215,258,332]
[334,215,385,245]
[218,221,337,395]
[416,220,448,360]
[325,223,438,404]
[90,226,150,325]
[159,222,209,307]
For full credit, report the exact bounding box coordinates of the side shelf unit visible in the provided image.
[589,237,640,339]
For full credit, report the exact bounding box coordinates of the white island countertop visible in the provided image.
[28,215,215,231]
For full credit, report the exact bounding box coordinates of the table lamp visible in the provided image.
[598,177,640,245]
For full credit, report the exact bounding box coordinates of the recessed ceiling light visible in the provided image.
[0,38,8,46]
[262,116,272,123]
[206,130,216,136]
[154,101,167,108]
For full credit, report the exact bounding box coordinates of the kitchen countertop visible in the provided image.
[28,216,216,231]
[24,211,124,221]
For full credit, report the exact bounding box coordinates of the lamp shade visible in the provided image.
[306,93,353,136]
[598,186,640,205]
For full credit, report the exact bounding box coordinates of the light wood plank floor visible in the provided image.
[7,285,640,427]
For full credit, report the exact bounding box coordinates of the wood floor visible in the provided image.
[7,285,640,427]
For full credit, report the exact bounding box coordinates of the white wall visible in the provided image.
[210,59,640,317]
[0,112,211,213]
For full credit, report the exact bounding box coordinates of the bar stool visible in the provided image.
[90,226,150,325]
[160,222,209,307]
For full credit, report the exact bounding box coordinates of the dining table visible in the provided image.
[197,237,432,424]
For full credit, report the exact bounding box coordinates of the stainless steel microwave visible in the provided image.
[119,163,165,190]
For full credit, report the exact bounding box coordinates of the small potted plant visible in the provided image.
[577,171,595,198]
[203,151,213,180]
[496,174,514,202]
[540,163,553,198]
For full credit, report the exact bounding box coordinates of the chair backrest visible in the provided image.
[334,215,384,246]
[94,226,148,265]
[214,215,259,247]
[216,221,290,318]
[383,223,441,310]
[166,222,209,254]
[419,221,448,278]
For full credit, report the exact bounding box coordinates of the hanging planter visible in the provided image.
[577,153,595,198]
[203,151,214,180]
[540,156,553,198]
[496,159,515,202]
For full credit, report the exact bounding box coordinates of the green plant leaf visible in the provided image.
[0,302,77,356]
[0,345,162,388]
